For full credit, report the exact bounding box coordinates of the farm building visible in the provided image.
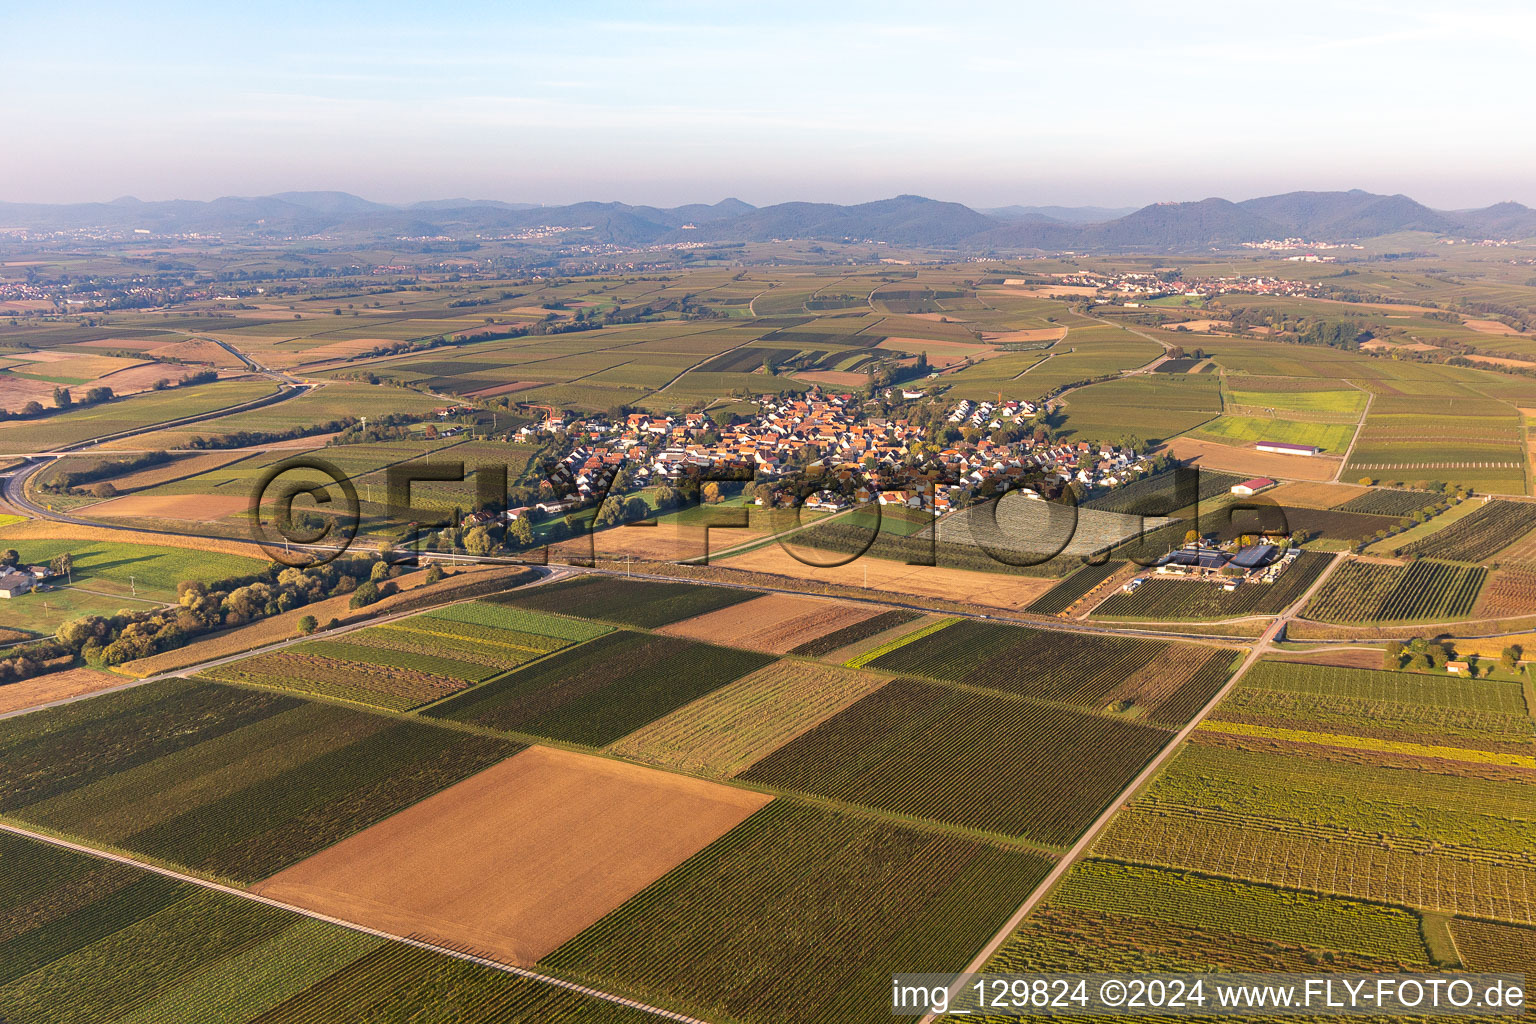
[1154,547,1230,575]
[1228,544,1278,571]
[0,570,34,598]
[1255,442,1320,456]
[1230,477,1276,496]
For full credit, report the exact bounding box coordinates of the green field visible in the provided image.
[0,382,280,455]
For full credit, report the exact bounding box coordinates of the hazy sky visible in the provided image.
[5,1,1533,209]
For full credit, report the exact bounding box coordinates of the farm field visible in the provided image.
[1394,498,1536,562]
[1343,396,1528,495]
[202,602,608,711]
[0,679,522,883]
[739,677,1173,844]
[255,745,771,966]
[608,660,893,777]
[0,380,279,455]
[542,800,1053,1024]
[1159,435,1341,481]
[1087,657,1536,926]
[713,542,1059,609]
[786,607,920,657]
[422,629,773,745]
[658,592,884,653]
[0,831,656,1024]
[1304,559,1486,623]
[487,574,759,628]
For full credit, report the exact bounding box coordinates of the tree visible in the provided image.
[48,552,72,578]
[52,386,72,409]
[297,614,318,636]
[1184,529,1200,544]
[1501,645,1522,672]
[369,560,391,582]
[1359,477,1375,486]
[349,580,380,608]
[506,516,535,547]
[463,525,495,556]
[702,481,722,504]
[91,481,118,499]
[1382,641,1404,670]
[424,562,445,584]
[0,549,18,568]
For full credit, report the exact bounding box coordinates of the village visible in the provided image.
[464,388,1158,531]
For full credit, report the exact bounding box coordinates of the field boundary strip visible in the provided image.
[844,616,960,669]
[0,820,711,1024]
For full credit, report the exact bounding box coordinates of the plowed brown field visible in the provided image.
[252,746,771,965]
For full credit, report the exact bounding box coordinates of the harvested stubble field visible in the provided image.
[1396,499,1536,563]
[1159,437,1340,482]
[1265,481,1370,508]
[488,574,758,628]
[0,832,656,1024]
[714,544,1057,609]
[0,679,522,884]
[423,630,773,746]
[659,592,882,653]
[1093,550,1333,621]
[254,746,771,966]
[739,677,1171,844]
[1303,559,1485,623]
[607,661,892,777]
[0,666,124,717]
[542,800,1053,1024]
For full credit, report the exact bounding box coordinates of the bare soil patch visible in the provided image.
[979,328,1069,344]
[0,667,125,717]
[1158,437,1339,482]
[253,746,771,965]
[1266,648,1388,671]
[661,593,879,653]
[1464,319,1525,336]
[1267,481,1370,508]
[715,545,1057,610]
[79,493,250,523]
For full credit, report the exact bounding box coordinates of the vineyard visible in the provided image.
[1395,499,1536,563]
[542,801,1053,1024]
[607,661,892,778]
[0,832,654,1024]
[786,608,920,657]
[422,630,773,745]
[489,574,759,627]
[1092,551,1333,621]
[861,619,1173,708]
[1052,861,1430,964]
[1024,560,1127,615]
[0,680,521,883]
[1336,488,1441,516]
[1303,559,1485,622]
[1098,803,1536,923]
[204,603,606,711]
[1474,566,1536,618]
[739,678,1170,844]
